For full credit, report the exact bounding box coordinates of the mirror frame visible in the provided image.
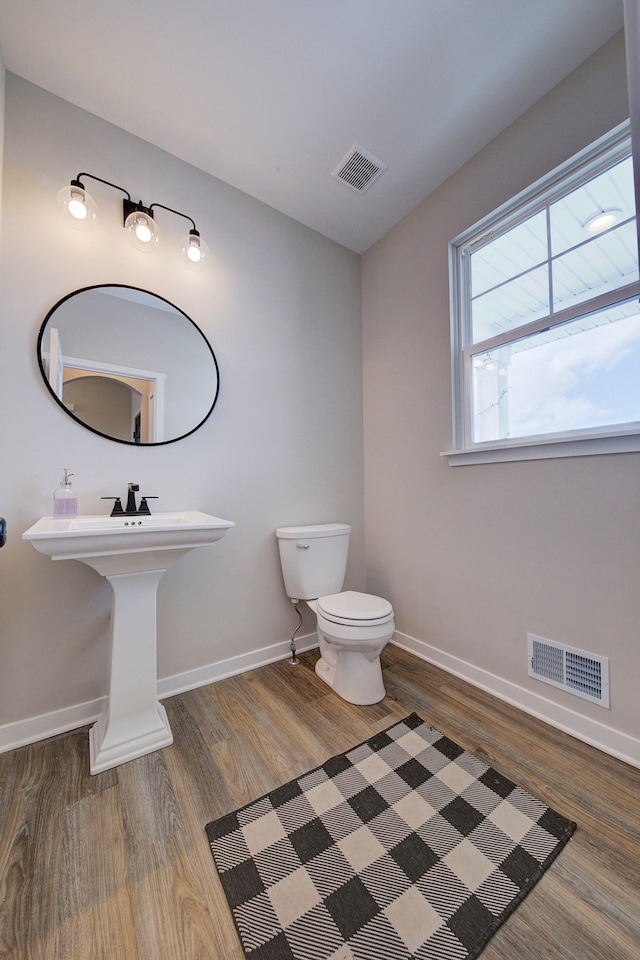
[37,284,220,446]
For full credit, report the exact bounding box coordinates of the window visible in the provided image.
[447,122,640,464]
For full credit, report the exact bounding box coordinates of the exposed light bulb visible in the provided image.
[68,192,88,220]
[135,218,153,243]
[125,208,159,251]
[187,238,202,262]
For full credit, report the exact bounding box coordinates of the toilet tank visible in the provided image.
[276,523,350,600]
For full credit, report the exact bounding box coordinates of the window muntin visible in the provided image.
[471,261,549,342]
[471,211,548,300]
[549,155,636,256]
[551,218,638,313]
[450,124,639,455]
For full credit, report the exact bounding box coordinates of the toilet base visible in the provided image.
[315,650,386,705]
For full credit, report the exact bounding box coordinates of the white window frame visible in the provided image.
[445,121,640,466]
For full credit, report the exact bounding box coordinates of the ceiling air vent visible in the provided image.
[331,143,388,194]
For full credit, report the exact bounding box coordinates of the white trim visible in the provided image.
[391,631,640,770]
[448,121,639,459]
[61,353,166,385]
[62,353,166,443]
[0,696,106,754]
[6,629,637,771]
[0,633,318,755]
[156,633,318,698]
[624,0,640,252]
[443,429,640,465]
[451,121,633,259]
[462,282,640,357]
[42,350,167,443]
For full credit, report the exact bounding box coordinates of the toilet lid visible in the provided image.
[317,590,393,622]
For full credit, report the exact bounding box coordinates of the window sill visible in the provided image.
[442,430,640,465]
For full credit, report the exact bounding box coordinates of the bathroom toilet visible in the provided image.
[276,523,395,705]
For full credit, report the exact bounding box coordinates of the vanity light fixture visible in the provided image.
[582,208,622,235]
[58,172,208,266]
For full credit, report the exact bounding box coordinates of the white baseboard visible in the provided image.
[392,631,640,770]
[0,696,106,754]
[156,633,318,698]
[5,629,638,771]
[0,633,318,756]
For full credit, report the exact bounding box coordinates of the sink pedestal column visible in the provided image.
[23,512,235,776]
[89,565,174,774]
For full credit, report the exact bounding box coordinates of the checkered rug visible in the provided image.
[205,714,575,960]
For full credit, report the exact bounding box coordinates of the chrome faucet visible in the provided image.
[102,484,158,517]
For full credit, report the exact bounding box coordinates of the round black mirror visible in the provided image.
[37,285,219,445]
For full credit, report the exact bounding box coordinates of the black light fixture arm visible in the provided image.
[73,172,132,203]
[149,202,198,235]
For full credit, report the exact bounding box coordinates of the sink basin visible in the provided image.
[23,510,233,570]
[23,511,234,774]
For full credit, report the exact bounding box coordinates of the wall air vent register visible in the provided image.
[527,633,609,708]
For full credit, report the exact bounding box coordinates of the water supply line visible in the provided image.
[289,599,302,665]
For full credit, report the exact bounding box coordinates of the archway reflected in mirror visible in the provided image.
[37,285,219,445]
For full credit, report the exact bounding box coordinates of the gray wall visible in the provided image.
[362,33,640,759]
[0,75,363,734]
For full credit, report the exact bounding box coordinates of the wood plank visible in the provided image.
[57,785,136,960]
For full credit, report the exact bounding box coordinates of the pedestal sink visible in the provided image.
[23,511,234,774]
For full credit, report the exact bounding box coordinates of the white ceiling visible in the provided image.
[0,0,625,253]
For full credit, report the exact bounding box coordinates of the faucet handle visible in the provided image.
[138,497,158,515]
[101,497,124,516]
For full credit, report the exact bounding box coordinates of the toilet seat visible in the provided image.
[317,590,393,626]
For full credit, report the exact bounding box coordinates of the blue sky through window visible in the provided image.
[499,306,640,438]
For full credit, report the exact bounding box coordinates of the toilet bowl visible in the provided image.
[276,524,395,705]
[311,591,394,704]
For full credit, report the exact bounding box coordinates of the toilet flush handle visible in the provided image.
[297,543,310,549]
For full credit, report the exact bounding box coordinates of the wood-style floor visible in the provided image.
[1,645,639,959]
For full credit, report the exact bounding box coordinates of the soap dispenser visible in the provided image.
[53,468,78,518]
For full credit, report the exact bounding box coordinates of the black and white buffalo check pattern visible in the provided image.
[206,714,575,960]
